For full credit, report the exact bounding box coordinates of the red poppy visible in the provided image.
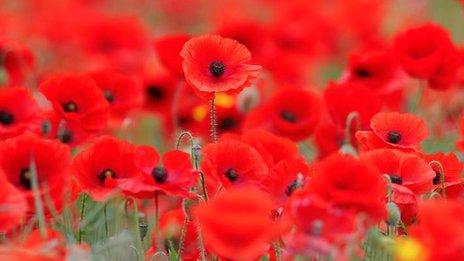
[393,23,459,90]
[0,87,43,140]
[89,70,143,120]
[180,35,261,98]
[361,149,435,195]
[201,139,269,188]
[307,153,387,222]
[324,81,383,129]
[43,111,93,147]
[118,146,196,198]
[0,132,71,214]
[241,129,299,168]
[313,118,345,159]
[39,74,110,132]
[356,112,428,151]
[0,40,34,87]
[0,170,27,232]
[287,191,357,249]
[341,46,406,110]
[72,136,138,201]
[261,157,310,206]
[424,152,463,189]
[193,187,281,260]
[244,88,322,141]
[143,71,177,115]
[153,34,190,78]
[409,200,464,260]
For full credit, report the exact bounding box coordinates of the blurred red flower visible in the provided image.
[201,139,269,188]
[194,187,281,260]
[244,88,322,141]
[39,74,109,132]
[0,132,71,214]
[180,35,261,98]
[393,23,459,90]
[153,34,191,78]
[0,87,43,140]
[410,200,464,260]
[89,70,143,120]
[0,170,27,232]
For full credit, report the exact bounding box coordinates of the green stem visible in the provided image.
[29,155,47,238]
[104,202,109,238]
[209,93,218,143]
[132,199,144,261]
[78,194,88,243]
[154,191,162,251]
[177,215,189,260]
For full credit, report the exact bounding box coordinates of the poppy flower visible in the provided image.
[153,34,190,78]
[180,35,261,98]
[241,129,299,168]
[341,46,406,110]
[39,74,110,132]
[72,136,138,201]
[307,153,387,222]
[313,118,345,159]
[425,152,463,187]
[356,112,428,151]
[193,187,281,260]
[409,200,464,260]
[0,87,43,140]
[361,149,435,195]
[261,157,310,206]
[118,146,196,198]
[0,170,27,232]
[43,110,93,147]
[0,132,71,214]
[143,71,177,115]
[324,81,383,129]
[244,88,322,141]
[393,23,459,89]
[201,139,269,188]
[287,190,357,247]
[0,40,34,87]
[89,70,143,120]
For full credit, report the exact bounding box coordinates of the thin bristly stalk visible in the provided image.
[177,213,189,260]
[176,131,194,150]
[209,93,218,143]
[29,154,47,238]
[78,193,88,243]
[131,198,144,261]
[344,111,360,147]
[273,242,282,261]
[104,202,109,238]
[195,220,208,261]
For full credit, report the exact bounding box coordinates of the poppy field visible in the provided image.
[1,0,464,260]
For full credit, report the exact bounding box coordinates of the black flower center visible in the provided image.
[19,168,32,190]
[0,110,14,125]
[355,68,371,78]
[225,168,238,182]
[57,129,73,144]
[104,90,115,103]
[98,169,116,184]
[280,111,297,123]
[209,61,226,78]
[63,102,78,112]
[218,117,237,131]
[151,167,168,183]
[388,174,403,185]
[387,131,401,144]
[146,85,165,101]
[285,180,299,196]
[433,171,442,185]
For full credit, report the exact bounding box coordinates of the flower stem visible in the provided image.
[104,202,109,238]
[78,193,88,243]
[154,191,162,251]
[209,93,218,143]
[29,155,47,238]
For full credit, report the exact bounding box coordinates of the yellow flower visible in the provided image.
[395,237,428,261]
